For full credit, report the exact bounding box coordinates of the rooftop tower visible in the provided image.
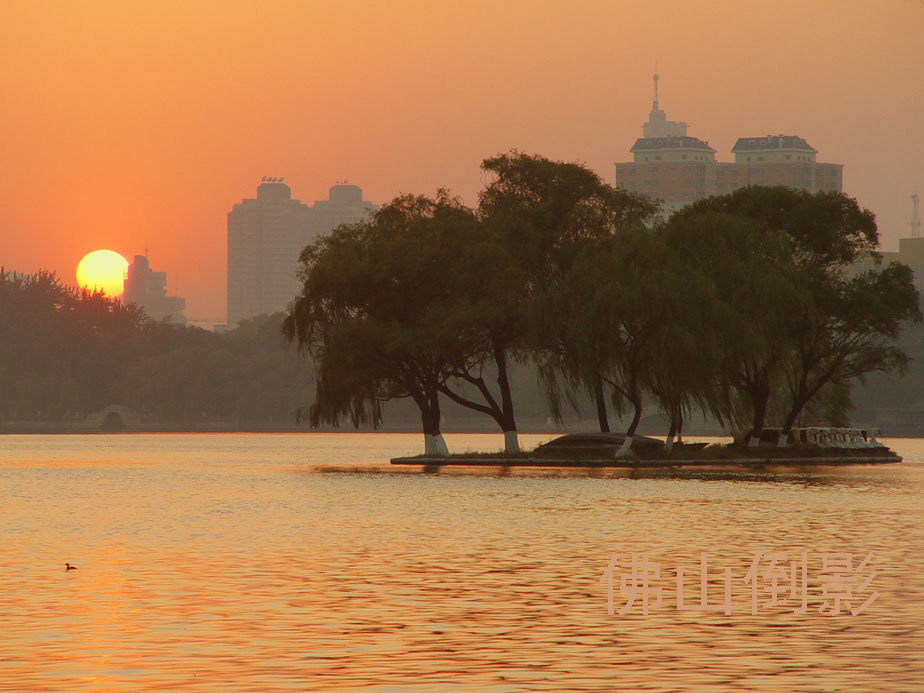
[642,70,687,139]
[912,190,921,239]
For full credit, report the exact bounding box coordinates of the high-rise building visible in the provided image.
[227,181,311,326]
[227,179,378,325]
[123,254,186,325]
[311,183,378,237]
[614,74,843,212]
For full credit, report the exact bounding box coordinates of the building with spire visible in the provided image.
[614,73,843,212]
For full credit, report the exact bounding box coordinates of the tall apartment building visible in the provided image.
[614,74,843,212]
[227,180,378,325]
[312,183,378,237]
[123,254,186,325]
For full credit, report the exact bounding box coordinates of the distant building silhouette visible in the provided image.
[642,71,688,139]
[123,254,186,325]
[852,192,924,293]
[311,183,378,239]
[615,73,843,212]
[227,180,378,325]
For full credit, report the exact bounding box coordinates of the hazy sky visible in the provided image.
[2,0,922,323]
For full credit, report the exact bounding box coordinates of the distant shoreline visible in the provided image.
[2,423,918,440]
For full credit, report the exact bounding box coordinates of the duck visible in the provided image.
[65,563,77,571]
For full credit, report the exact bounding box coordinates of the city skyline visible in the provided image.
[1,0,922,322]
[614,77,843,212]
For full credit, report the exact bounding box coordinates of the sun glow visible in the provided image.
[76,250,128,297]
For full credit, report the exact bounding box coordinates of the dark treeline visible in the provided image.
[0,269,311,426]
[285,151,922,455]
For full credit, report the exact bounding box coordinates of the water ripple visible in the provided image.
[0,433,921,691]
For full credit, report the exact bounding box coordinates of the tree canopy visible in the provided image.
[282,163,920,454]
[665,187,920,439]
[283,192,490,454]
[0,269,312,426]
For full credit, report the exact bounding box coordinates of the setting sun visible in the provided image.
[75,249,128,297]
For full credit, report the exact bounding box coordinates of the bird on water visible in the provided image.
[65,563,77,571]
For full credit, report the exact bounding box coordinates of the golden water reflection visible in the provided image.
[0,434,922,691]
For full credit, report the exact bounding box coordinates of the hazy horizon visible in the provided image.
[2,0,922,324]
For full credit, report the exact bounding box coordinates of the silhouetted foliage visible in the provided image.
[284,192,489,454]
[667,187,921,436]
[0,268,310,426]
[480,152,659,435]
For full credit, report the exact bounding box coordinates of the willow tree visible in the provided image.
[667,186,920,439]
[780,260,921,431]
[283,192,482,455]
[644,227,728,452]
[479,151,659,433]
[285,190,540,455]
[432,233,527,453]
[535,228,705,456]
[660,210,812,440]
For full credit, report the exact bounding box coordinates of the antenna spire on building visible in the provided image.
[652,65,659,109]
[912,189,921,239]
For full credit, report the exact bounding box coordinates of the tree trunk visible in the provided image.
[664,415,677,454]
[748,381,770,448]
[615,397,643,458]
[783,395,809,434]
[593,375,610,433]
[425,434,449,456]
[420,393,448,456]
[494,345,519,453]
[625,397,643,437]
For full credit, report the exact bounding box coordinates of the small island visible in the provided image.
[392,429,902,469]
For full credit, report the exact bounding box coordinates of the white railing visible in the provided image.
[739,426,881,448]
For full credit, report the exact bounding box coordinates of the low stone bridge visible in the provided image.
[82,405,144,431]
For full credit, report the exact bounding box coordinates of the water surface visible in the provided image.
[1,433,922,691]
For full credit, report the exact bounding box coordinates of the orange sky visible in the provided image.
[1,0,922,324]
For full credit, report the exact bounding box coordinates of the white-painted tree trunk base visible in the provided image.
[425,434,449,456]
[664,433,675,454]
[504,430,519,454]
[615,435,634,458]
[748,436,760,448]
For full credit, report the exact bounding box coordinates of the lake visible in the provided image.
[1,433,922,691]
